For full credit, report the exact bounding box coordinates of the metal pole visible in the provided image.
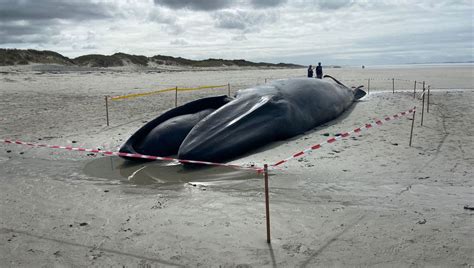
[175,86,178,107]
[413,80,416,99]
[409,110,416,147]
[392,78,395,94]
[227,83,231,96]
[264,164,271,244]
[427,85,430,113]
[105,95,109,126]
[367,78,370,94]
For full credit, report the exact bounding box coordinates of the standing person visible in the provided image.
[307,65,313,78]
[315,62,323,79]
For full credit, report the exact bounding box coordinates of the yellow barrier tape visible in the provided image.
[111,87,176,101]
[110,84,228,101]
[177,84,227,92]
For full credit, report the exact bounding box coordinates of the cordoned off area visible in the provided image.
[104,76,427,127]
[0,106,416,171]
[0,65,446,169]
[100,65,473,127]
[1,65,473,267]
[1,66,471,145]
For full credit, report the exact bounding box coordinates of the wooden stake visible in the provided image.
[367,78,370,94]
[175,86,178,107]
[413,80,416,99]
[105,95,109,126]
[264,164,271,244]
[392,78,395,94]
[421,91,425,126]
[227,83,231,96]
[409,110,416,147]
[265,78,267,84]
[421,81,425,126]
[427,85,430,113]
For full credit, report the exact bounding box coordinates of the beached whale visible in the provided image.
[119,76,366,163]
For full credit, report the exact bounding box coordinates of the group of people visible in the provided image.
[307,62,323,78]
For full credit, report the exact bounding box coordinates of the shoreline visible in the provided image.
[2,62,472,74]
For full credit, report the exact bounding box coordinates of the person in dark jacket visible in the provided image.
[307,65,313,78]
[315,62,323,79]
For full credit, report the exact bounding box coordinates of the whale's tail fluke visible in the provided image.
[353,85,366,99]
[324,74,366,99]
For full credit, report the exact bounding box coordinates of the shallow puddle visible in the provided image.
[83,156,258,186]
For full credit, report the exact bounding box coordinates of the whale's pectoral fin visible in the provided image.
[119,95,232,159]
[353,85,367,100]
[177,95,291,162]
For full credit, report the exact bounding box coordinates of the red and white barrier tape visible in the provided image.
[0,139,261,171]
[1,106,416,173]
[270,106,416,168]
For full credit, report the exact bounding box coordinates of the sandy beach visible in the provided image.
[0,64,473,267]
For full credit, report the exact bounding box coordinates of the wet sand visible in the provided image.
[0,65,473,266]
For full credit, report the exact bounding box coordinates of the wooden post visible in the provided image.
[427,85,430,113]
[175,86,178,107]
[413,80,416,99]
[421,92,425,126]
[367,78,370,94]
[264,164,271,244]
[227,83,231,96]
[421,81,425,125]
[265,78,267,84]
[110,155,114,170]
[105,95,109,126]
[409,110,416,147]
[392,78,395,94]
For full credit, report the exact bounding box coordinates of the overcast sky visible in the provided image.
[0,0,472,65]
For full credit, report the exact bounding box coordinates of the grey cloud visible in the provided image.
[148,7,187,35]
[214,11,246,30]
[153,0,286,11]
[153,0,234,11]
[82,44,98,50]
[315,0,354,10]
[250,0,287,8]
[170,39,189,45]
[214,10,278,32]
[232,35,248,41]
[325,26,474,65]
[0,22,58,44]
[358,27,474,53]
[0,22,42,36]
[163,24,185,35]
[0,0,113,21]
[0,0,114,45]
[148,8,177,24]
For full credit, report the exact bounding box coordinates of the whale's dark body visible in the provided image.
[119,76,365,162]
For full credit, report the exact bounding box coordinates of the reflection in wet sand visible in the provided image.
[84,156,257,187]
